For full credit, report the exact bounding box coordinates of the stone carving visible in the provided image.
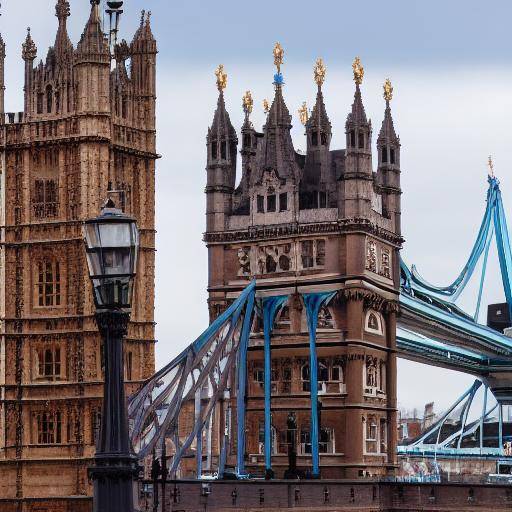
[380,248,391,279]
[366,240,377,273]
[256,243,294,274]
[237,247,251,276]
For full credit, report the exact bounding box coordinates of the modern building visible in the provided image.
[202,51,402,479]
[0,1,157,509]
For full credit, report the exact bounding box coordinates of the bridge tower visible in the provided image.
[203,51,402,479]
[0,2,157,508]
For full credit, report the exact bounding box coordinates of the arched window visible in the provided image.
[301,363,310,392]
[365,310,384,335]
[121,95,127,118]
[46,85,53,113]
[390,148,396,165]
[37,92,44,114]
[321,132,327,146]
[211,141,217,159]
[220,140,227,160]
[36,259,61,307]
[381,146,388,163]
[55,90,60,114]
[349,130,355,147]
[358,131,365,149]
[366,415,378,453]
[311,131,318,146]
[243,133,251,147]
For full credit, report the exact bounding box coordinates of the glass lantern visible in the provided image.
[84,199,139,310]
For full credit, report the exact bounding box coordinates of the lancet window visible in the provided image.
[37,411,62,445]
[36,346,61,380]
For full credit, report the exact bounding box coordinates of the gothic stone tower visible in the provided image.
[204,54,402,479]
[0,1,157,508]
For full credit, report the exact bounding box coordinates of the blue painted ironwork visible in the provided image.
[303,291,337,477]
[261,295,288,476]
[236,287,255,476]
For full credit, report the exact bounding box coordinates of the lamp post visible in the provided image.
[85,199,140,512]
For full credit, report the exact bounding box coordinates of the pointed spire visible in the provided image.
[22,27,37,62]
[208,65,236,142]
[307,58,331,137]
[54,0,73,56]
[378,79,399,145]
[132,9,156,49]
[76,0,109,59]
[0,33,5,59]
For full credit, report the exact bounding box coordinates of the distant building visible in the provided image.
[487,303,511,332]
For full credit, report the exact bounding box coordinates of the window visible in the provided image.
[33,179,58,218]
[318,361,329,382]
[301,364,310,392]
[279,192,287,212]
[390,148,395,165]
[254,367,264,386]
[301,240,314,268]
[125,351,133,381]
[211,141,217,159]
[316,240,326,266]
[381,146,387,163]
[331,365,342,382]
[300,430,311,454]
[257,195,264,213]
[267,194,276,212]
[358,131,365,149]
[321,132,327,146]
[55,91,60,114]
[311,131,318,146]
[350,130,355,147]
[37,260,61,307]
[37,411,62,444]
[37,347,61,380]
[319,428,334,453]
[319,191,327,208]
[380,419,387,453]
[243,134,251,147]
[220,140,227,159]
[91,409,101,445]
[46,85,53,114]
[37,92,44,114]
[366,416,378,453]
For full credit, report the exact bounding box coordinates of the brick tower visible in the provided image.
[204,52,402,478]
[0,1,157,509]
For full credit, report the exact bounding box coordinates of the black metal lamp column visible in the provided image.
[85,199,140,512]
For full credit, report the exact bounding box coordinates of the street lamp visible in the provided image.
[85,198,139,512]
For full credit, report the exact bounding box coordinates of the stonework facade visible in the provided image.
[203,56,403,479]
[0,1,157,509]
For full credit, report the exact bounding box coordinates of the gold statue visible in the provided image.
[314,58,326,87]
[383,78,393,102]
[298,101,309,126]
[273,42,284,73]
[488,155,494,177]
[352,56,364,85]
[242,90,253,116]
[263,98,270,114]
[215,64,227,92]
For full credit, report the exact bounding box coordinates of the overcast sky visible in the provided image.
[2,0,512,414]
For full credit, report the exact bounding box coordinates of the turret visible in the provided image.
[0,33,5,114]
[74,0,110,115]
[131,10,157,131]
[301,58,333,209]
[341,57,373,218]
[205,65,237,232]
[22,28,37,117]
[377,79,401,234]
[234,90,256,213]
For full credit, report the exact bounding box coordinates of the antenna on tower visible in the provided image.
[105,1,124,56]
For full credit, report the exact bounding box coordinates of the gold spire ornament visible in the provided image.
[488,155,494,177]
[273,42,284,73]
[242,90,254,116]
[263,98,270,114]
[383,78,393,102]
[298,101,309,126]
[352,56,364,85]
[215,64,228,92]
[314,58,326,87]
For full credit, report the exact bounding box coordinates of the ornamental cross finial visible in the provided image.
[298,101,309,126]
[314,58,326,87]
[215,64,227,92]
[273,42,284,74]
[263,98,270,114]
[352,56,364,85]
[140,10,146,27]
[242,90,253,116]
[383,78,393,102]
[488,155,494,177]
